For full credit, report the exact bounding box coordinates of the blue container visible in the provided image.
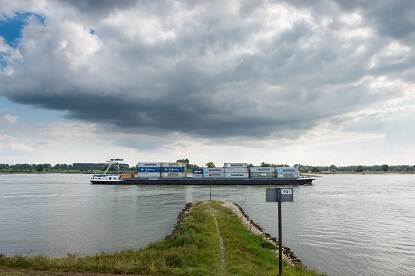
[193,168,203,174]
[161,167,185,173]
[138,167,161,173]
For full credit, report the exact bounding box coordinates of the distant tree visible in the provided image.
[187,163,200,170]
[329,165,337,172]
[36,164,43,172]
[247,163,254,168]
[176,159,190,166]
[311,167,321,173]
[260,162,271,167]
[355,165,364,172]
[54,163,70,170]
[299,165,311,173]
[205,162,215,168]
[382,164,389,172]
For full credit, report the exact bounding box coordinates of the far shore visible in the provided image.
[0,171,96,174]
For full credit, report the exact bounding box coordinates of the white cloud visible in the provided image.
[0,134,33,152]
[0,113,17,124]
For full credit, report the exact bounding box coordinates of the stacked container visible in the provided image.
[203,167,225,178]
[224,163,248,168]
[249,167,275,178]
[161,162,186,178]
[275,167,299,179]
[137,162,161,178]
[224,163,249,178]
[192,168,203,178]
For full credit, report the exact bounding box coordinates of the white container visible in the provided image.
[275,167,298,173]
[136,172,161,178]
[203,172,225,178]
[161,172,186,178]
[250,172,275,178]
[276,173,298,179]
[161,162,185,167]
[137,162,161,167]
[224,172,249,178]
[250,167,274,173]
[275,167,299,178]
[224,163,247,168]
[192,174,203,178]
[203,167,225,173]
[224,167,248,173]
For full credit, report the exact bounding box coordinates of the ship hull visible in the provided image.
[91,177,313,185]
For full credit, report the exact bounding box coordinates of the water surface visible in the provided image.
[0,174,414,275]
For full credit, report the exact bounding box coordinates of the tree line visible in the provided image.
[299,164,415,173]
[0,163,129,173]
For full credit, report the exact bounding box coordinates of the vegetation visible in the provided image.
[176,159,190,166]
[205,162,215,168]
[0,201,320,276]
[299,164,415,174]
[0,163,130,174]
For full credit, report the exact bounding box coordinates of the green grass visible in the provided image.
[0,201,321,275]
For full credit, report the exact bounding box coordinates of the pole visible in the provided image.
[209,183,212,201]
[278,189,283,276]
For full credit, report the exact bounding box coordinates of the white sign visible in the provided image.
[281,189,292,195]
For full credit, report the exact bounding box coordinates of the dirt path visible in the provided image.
[207,204,225,275]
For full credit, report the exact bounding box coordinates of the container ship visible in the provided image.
[90,159,314,185]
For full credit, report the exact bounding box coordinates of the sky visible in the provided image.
[0,0,414,166]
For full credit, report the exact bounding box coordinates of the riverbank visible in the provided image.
[0,201,320,275]
[0,171,96,174]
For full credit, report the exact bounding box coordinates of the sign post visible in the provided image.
[266,188,293,276]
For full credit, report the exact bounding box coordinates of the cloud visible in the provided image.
[0,134,33,152]
[0,113,17,124]
[0,0,414,141]
[334,0,415,41]
[283,1,415,41]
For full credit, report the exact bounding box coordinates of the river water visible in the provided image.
[0,174,414,275]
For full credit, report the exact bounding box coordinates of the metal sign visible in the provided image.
[265,188,294,276]
[266,188,293,202]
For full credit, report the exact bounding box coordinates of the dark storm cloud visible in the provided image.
[335,0,415,40]
[0,0,413,138]
[286,0,415,40]
[55,0,138,16]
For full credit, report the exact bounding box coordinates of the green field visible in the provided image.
[0,201,320,275]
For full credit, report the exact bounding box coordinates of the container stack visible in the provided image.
[224,163,249,178]
[192,168,203,178]
[249,167,275,178]
[203,167,225,178]
[137,162,161,178]
[275,167,299,179]
[161,162,186,178]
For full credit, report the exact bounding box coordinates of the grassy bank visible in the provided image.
[0,201,320,275]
